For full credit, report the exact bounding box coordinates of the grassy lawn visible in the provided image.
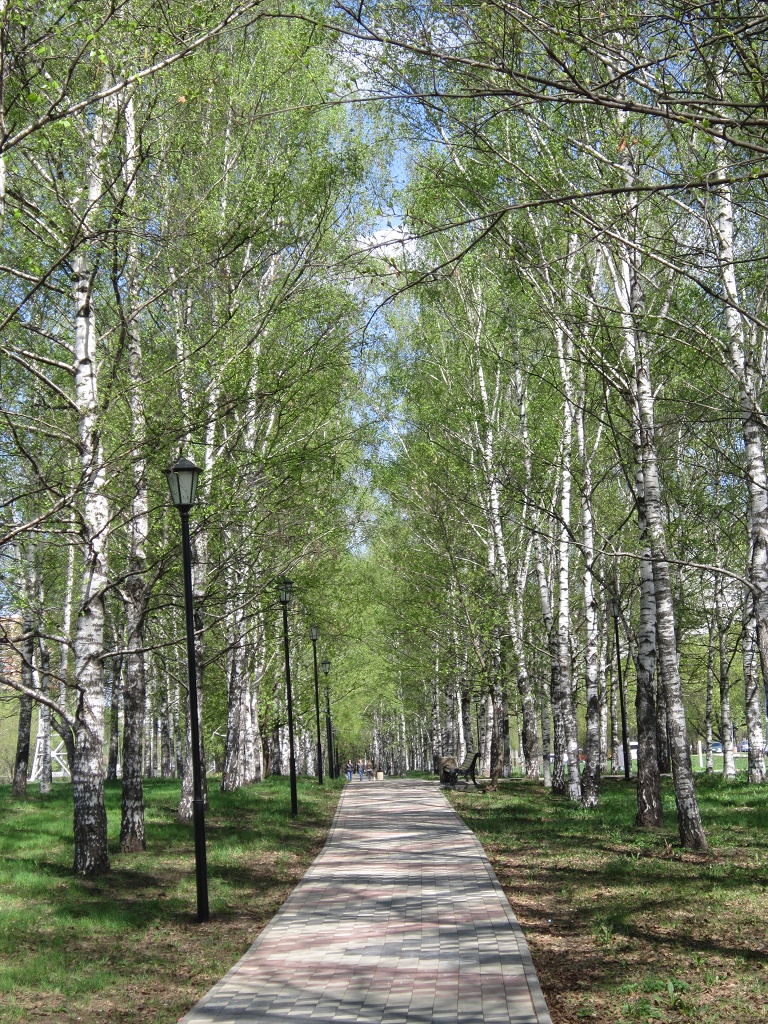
[448,773,768,1024]
[0,775,343,1024]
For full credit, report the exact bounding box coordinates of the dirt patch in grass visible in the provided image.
[0,776,343,1024]
[448,774,768,1024]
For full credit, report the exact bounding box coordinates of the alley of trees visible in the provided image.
[3,2,768,871]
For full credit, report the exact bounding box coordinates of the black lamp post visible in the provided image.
[610,597,631,781]
[321,658,332,778]
[165,456,209,923]
[278,579,298,816]
[309,626,323,785]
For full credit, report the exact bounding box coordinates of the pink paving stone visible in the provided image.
[179,779,552,1024]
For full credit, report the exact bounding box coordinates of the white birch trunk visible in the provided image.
[119,91,151,851]
[71,93,112,873]
[38,644,52,794]
[13,600,34,799]
[706,628,715,773]
[633,448,663,826]
[712,120,768,745]
[635,359,707,850]
[598,632,608,774]
[576,382,600,807]
[534,528,563,792]
[603,111,706,846]
[714,569,736,780]
[742,584,766,782]
[556,321,581,802]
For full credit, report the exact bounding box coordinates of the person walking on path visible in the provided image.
[357,758,364,781]
[345,759,353,782]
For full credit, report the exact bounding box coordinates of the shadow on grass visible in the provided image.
[448,774,768,1024]
[0,775,343,1023]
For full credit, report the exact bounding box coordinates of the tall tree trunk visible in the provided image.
[610,629,621,775]
[742,582,766,782]
[598,632,609,774]
[38,644,52,794]
[118,90,151,851]
[106,662,120,781]
[712,115,768,742]
[178,535,209,820]
[160,683,174,779]
[534,530,565,793]
[502,688,511,778]
[120,600,146,851]
[655,675,670,774]
[577,383,601,808]
[460,681,473,756]
[604,115,707,847]
[54,526,77,776]
[633,451,662,827]
[715,569,736,780]
[429,657,443,764]
[71,95,112,873]
[555,322,580,802]
[540,678,552,789]
[222,601,249,791]
[636,359,707,850]
[13,610,34,799]
[488,678,504,791]
[706,627,715,773]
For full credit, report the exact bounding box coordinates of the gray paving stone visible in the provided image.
[179,780,552,1023]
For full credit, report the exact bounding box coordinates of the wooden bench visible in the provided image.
[446,751,480,787]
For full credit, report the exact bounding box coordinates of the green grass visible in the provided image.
[0,775,343,1024]
[448,772,768,1024]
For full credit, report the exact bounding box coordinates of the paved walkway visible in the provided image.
[180,779,552,1024]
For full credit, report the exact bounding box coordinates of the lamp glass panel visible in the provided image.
[176,469,199,506]
[166,458,200,508]
[309,624,319,641]
[320,659,330,674]
[165,469,182,507]
[278,579,293,605]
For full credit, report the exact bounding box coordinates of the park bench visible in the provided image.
[446,751,480,787]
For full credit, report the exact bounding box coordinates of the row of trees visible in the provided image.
[5,1,768,872]
[1,3,380,872]
[326,1,768,852]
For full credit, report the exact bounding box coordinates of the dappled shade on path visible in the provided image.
[180,779,551,1023]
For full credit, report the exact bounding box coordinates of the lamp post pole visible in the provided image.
[165,457,208,923]
[310,626,323,785]
[279,580,298,816]
[611,598,631,781]
[321,658,332,778]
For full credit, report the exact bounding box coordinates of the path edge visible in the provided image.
[176,784,348,1024]
[436,782,555,1024]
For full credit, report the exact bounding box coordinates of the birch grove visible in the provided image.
[4,1,768,870]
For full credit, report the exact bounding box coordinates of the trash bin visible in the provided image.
[376,771,384,781]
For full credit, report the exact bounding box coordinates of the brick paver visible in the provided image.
[180,779,552,1024]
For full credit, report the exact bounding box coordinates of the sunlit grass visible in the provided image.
[449,772,768,1024]
[0,775,343,1024]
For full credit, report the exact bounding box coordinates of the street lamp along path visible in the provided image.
[278,579,299,817]
[310,625,324,785]
[321,658,333,779]
[165,456,209,924]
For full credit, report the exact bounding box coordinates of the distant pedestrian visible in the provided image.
[366,760,373,780]
[346,759,353,782]
[357,758,364,781]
